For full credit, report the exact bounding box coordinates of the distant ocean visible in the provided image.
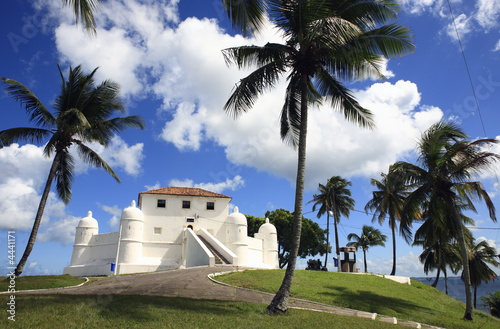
[412,276,500,314]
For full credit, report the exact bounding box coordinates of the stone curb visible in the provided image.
[208,270,445,329]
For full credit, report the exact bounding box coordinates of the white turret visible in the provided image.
[256,218,279,268]
[70,211,98,266]
[118,201,144,264]
[225,206,248,265]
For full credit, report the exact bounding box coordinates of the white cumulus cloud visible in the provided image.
[169,175,245,194]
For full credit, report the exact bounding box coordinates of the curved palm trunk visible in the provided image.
[432,250,441,288]
[451,203,474,320]
[334,218,340,272]
[15,153,60,276]
[268,76,308,314]
[363,249,367,273]
[432,267,441,288]
[324,213,329,269]
[390,222,396,276]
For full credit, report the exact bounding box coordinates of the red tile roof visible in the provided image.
[139,187,231,199]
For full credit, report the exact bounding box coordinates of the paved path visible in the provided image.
[18,266,441,328]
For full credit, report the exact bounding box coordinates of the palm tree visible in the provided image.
[393,121,499,321]
[413,209,469,289]
[347,225,387,273]
[481,291,500,318]
[365,165,413,275]
[310,176,355,271]
[222,0,414,314]
[1,64,145,276]
[464,239,500,309]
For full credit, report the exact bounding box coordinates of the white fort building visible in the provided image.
[64,187,279,276]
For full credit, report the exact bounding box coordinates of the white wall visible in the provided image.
[184,228,214,267]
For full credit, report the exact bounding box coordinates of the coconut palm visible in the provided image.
[223,0,414,313]
[393,121,499,321]
[365,164,413,276]
[310,176,355,271]
[347,225,387,273]
[413,208,470,289]
[464,239,500,309]
[481,291,500,318]
[1,64,145,276]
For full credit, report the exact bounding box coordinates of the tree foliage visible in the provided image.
[262,209,329,269]
[481,291,500,318]
[1,64,145,275]
[393,121,500,320]
[347,225,387,273]
[223,0,414,314]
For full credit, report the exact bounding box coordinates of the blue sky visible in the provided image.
[1,0,500,277]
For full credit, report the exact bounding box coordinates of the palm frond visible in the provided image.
[224,60,285,117]
[0,127,52,147]
[222,0,267,36]
[315,67,374,129]
[63,0,101,35]
[55,151,74,204]
[1,78,56,128]
[75,141,120,183]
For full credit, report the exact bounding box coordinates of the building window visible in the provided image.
[154,227,162,235]
[182,200,191,209]
[157,199,166,208]
[206,202,215,210]
[186,218,195,223]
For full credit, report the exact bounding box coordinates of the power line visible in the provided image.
[446,0,487,136]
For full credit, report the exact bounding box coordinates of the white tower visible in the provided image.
[117,200,144,265]
[225,206,248,266]
[257,218,279,268]
[70,211,98,266]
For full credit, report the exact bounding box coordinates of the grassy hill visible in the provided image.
[1,270,499,328]
[216,269,500,328]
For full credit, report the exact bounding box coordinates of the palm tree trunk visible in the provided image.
[268,76,308,314]
[431,267,440,288]
[15,153,60,276]
[432,250,441,288]
[451,203,473,320]
[334,218,340,272]
[363,249,367,273]
[324,213,329,269]
[444,269,448,295]
[390,223,396,276]
[473,285,477,309]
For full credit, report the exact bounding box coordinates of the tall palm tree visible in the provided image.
[310,176,355,271]
[1,64,145,276]
[223,0,414,313]
[365,164,413,275]
[393,121,499,321]
[347,225,387,273]
[464,239,500,309]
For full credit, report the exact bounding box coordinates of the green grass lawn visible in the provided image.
[0,295,397,328]
[1,270,499,328]
[216,269,500,329]
[0,274,86,291]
